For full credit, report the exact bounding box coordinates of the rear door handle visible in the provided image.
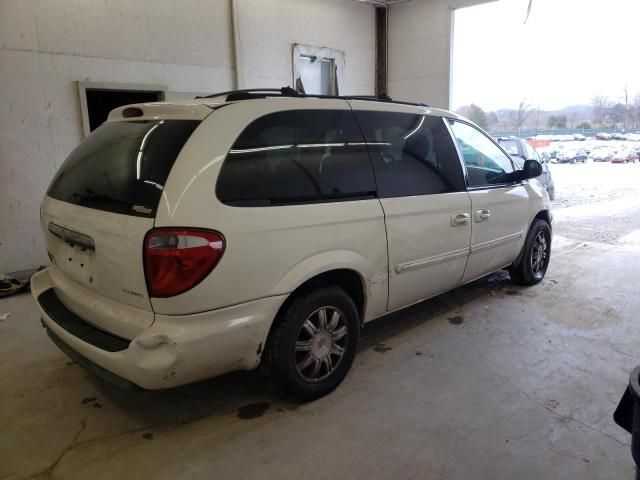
[474,209,491,222]
[451,213,470,227]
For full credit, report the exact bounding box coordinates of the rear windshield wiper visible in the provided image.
[72,191,135,206]
[71,191,152,215]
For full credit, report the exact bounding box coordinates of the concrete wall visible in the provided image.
[0,0,375,274]
[388,0,494,109]
[232,0,375,95]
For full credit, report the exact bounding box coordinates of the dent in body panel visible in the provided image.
[363,270,389,322]
[272,248,388,323]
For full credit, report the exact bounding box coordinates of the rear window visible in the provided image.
[216,110,376,206]
[47,120,199,217]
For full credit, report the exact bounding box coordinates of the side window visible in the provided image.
[449,120,515,188]
[355,111,465,197]
[217,110,376,206]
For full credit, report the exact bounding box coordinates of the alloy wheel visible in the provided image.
[530,231,548,279]
[294,306,348,383]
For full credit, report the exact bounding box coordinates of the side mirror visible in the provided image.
[521,159,543,179]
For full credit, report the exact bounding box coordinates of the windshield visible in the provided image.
[47,120,199,217]
[511,156,525,168]
[498,140,521,156]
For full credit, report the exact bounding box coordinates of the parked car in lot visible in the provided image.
[611,149,639,163]
[496,136,555,200]
[590,147,615,162]
[557,148,588,164]
[32,89,551,400]
[540,147,558,162]
[596,132,613,140]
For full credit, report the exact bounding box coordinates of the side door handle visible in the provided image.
[451,213,470,227]
[474,209,491,222]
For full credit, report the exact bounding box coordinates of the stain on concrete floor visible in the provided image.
[237,402,271,419]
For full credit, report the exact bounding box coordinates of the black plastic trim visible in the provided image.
[45,327,140,390]
[38,288,131,352]
[196,86,430,108]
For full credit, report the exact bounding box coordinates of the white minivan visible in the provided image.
[32,89,551,400]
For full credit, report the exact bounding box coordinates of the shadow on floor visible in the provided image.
[82,271,516,427]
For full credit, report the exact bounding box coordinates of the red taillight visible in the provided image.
[144,229,225,297]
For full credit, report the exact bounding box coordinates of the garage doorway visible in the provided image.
[78,82,166,136]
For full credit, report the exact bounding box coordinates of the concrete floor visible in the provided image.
[2,163,639,479]
[1,235,637,480]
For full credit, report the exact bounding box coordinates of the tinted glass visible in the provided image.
[355,111,465,197]
[449,120,515,188]
[217,110,375,206]
[48,120,199,217]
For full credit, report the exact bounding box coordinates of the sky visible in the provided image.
[451,0,640,111]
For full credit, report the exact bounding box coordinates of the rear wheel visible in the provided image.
[263,286,359,401]
[509,219,552,285]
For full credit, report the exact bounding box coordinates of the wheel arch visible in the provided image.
[273,268,367,326]
[533,209,551,228]
[513,209,552,268]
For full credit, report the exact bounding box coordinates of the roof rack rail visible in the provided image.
[195,87,296,99]
[195,87,430,108]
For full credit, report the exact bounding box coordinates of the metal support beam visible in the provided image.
[375,6,388,96]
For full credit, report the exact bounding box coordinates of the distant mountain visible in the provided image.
[489,105,594,130]
[555,105,592,116]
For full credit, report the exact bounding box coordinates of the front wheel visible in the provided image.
[263,286,360,401]
[509,219,552,285]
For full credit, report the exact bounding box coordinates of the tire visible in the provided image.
[263,286,360,401]
[509,219,552,286]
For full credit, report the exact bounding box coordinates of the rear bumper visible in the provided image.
[32,268,286,389]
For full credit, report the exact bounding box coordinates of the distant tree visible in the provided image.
[633,94,640,128]
[576,121,592,129]
[623,86,630,130]
[487,111,499,127]
[547,115,567,129]
[515,99,533,129]
[610,103,626,127]
[592,95,609,127]
[468,104,488,130]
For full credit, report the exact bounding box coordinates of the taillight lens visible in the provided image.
[144,229,225,297]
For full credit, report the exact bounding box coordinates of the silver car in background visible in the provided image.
[497,137,555,200]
